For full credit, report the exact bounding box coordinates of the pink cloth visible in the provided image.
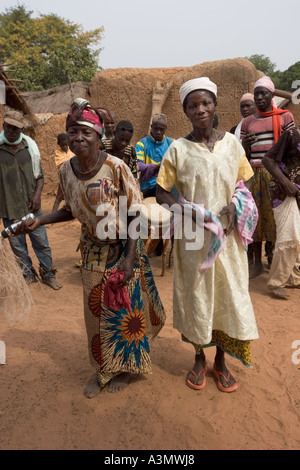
[82,109,103,128]
[231,180,259,249]
[254,76,277,108]
[254,76,275,93]
[240,93,254,103]
[103,269,132,312]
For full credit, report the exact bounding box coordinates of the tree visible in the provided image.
[273,62,300,92]
[246,54,277,77]
[0,4,104,91]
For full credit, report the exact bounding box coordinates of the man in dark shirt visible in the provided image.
[0,108,61,289]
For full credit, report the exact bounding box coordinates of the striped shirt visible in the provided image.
[240,112,295,166]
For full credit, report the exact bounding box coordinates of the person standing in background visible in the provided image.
[263,127,300,299]
[230,93,257,142]
[0,108,62,290]
[52,133,74,212]
[136,114,174,199]
[241,76,295,278]
[102,110,117,140]
[102,121,140,181]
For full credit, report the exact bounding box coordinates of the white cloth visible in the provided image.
[234,120,243,142]
[157,135,258,344]
[0,341,6,365]
[179,77,217,104]
[268,196,300,289]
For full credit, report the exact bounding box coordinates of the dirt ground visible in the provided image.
[0,196,300,451]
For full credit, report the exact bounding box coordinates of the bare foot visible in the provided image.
[42,278,62,290]
[272,287,290,299]
[186,352,207,388]
[107,373,135,393]
[84,375,101,399]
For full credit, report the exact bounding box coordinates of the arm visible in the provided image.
[138,161,160,182]
[240,120,257,160]
[262,129,299,198]
[117,215,138,285]
[15,206,75,235]
[241,133,258,160]
[136,140,160,181]
[262,155,299,197]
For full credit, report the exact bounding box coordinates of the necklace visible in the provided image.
[76,151,101,175]
[190,129,218,149]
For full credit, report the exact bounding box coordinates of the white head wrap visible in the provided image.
[179,77,217,105]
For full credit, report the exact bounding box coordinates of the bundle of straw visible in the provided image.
[0,237,33,325]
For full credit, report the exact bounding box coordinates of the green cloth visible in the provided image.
[0,141,43,219]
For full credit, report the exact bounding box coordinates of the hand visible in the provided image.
[218,203,236,236]
[281,180,300,198]
[243,133,258,149]
[117,258,134,286]
[29,194,41,213]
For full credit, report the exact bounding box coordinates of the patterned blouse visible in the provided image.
[59,154,142,245]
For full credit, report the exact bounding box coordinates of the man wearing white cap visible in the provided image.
[0,108,62,289]
[241,76,295,278]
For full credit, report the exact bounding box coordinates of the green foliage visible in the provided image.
[273,62,300,92]
[0,4,104,91]
[246,54,277,77]
[246,54,300,92]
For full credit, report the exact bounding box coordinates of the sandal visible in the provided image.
[186,365,209,390]
[212,367,238,393]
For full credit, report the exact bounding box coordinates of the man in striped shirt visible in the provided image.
[241,76,295,279]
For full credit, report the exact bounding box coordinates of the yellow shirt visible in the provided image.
[55,147,74,170]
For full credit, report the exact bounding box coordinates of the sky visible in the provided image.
[1,0,299,72]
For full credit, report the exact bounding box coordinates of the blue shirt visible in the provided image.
[136,134,174,193]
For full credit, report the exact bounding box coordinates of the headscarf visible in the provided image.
[179,77,217,105]
[240,93,254,103]
[254,76,290,143]
[254,76,275,93]
[66,98,104,135]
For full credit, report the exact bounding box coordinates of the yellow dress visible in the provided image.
[156,133,259,367]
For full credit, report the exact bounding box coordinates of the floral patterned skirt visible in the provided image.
[81,239,165,388]
[250,167,276,243]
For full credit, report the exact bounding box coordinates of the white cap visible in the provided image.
[179,77,217,104]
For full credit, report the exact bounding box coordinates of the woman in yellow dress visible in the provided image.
[156,78,258,393]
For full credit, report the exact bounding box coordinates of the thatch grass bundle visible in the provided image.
[0,238,32,325]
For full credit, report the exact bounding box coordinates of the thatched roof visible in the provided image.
[0,64,37,126]
[24,81,91,115]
